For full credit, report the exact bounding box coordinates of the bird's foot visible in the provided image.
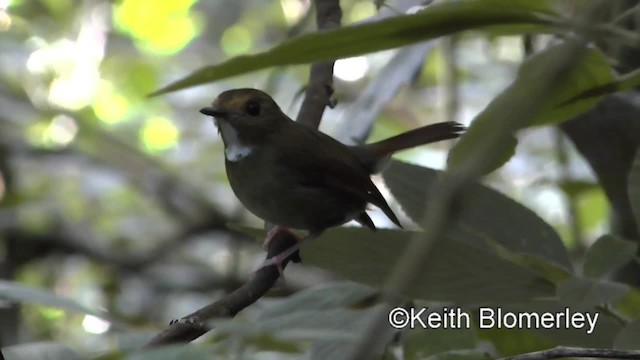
[259,241,304,275]
[263,225,302,250]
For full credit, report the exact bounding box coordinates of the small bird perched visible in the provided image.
[200,88,464,268]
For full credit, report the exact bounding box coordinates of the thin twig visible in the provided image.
[296,0,342,129]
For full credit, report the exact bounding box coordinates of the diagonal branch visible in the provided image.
[142,0,342,348]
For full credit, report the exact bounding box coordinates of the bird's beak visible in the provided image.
[199,106,227,118]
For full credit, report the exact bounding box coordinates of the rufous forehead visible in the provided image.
[213,89,270,111]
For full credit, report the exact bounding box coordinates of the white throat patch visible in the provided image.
[218,121,254,162]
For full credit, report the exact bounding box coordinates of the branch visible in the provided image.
[500,346,640,360]
[143,0,342,348]
[296,0,342,129]
[143,231,298,347]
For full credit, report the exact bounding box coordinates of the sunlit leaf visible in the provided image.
[151,0,561,95]
[576,187,608,231]
[528,46,615,126]
[139,116,179,151]
[448,44,613,173]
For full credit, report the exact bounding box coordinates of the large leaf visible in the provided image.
[301,228,554,304]
[258,282,377,320]
[212,305,395,359]
[150,0,561,95]
[527,46,615,126]
[124,344,225,360]
[383,161,572,272]
[404,323,477,360]
[557,277,629,309]
[448,44,614,173]
[628,148,640,234]
[614,318,640,350]
[583,234,638,278]
[493,300,623,347]
[0,280,107,318]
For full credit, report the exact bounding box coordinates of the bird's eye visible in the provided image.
[246,101,261,116]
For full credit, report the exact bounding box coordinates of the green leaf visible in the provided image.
[3,342,83,360]
[495,300,623,347]
[563,67,640,105]
[424,350,492,360]
[405,325,477,360]
[528,46,615,126]
[303,228,554,304]
[615,287,640,318]
[477,327,554,357]
[150,0,561,95]
[383,161,572,272]
[583,235,638,278]
[628,149,640,235]
[558,277,629,309]
[259,282,377,320]
[124,344,223,360]
[448,44,614,173]
[0,280,108,318]
[614,318,640,350]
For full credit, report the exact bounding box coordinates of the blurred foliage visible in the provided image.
[1,0,640,359]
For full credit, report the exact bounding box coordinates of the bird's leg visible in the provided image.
[260,231,322,274]
[263,225,301,250]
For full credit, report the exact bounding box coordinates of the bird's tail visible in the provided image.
[351,121,465,173]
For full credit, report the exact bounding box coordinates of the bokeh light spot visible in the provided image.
[349,1,376,22]
[93,80,130,124]
[82,315,110,334]
[221,24,253,56]
[280,0,307,24]
[335,56,369,82]
[140,116,179,151]
[0,10,11,30]
[114,0,199,55]
[47,114,78,146]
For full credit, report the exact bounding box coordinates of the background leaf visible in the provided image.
[0,280,107,318]
[583,235,638,278]
[383,161,572,271]
[614,318,640,350]
[628,149,640,235]
[404,325,477,360]
[448,45,614,173]
[3,342,83,360]
[302,228,555,304]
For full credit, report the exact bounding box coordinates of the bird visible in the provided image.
[200,88,464,269]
